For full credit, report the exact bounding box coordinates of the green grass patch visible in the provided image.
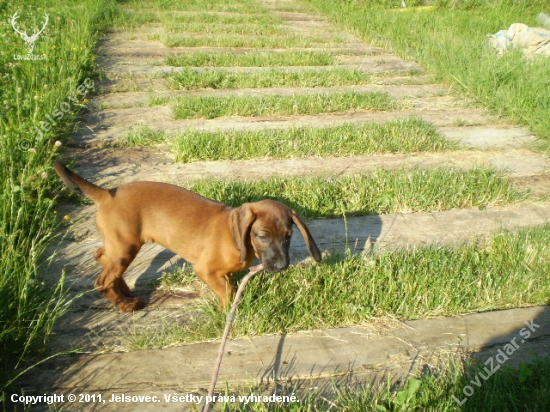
[124,126,167,147]
[129,223,550,348]
[124,119,458,161]
[304,0,550,138]
[115,10,281,28]
[116,10,281,27]
[155,264,198,291]
[163,21,285,35]
[167,12,280,25]
[161,33,339,48]
[168,91,399,119]
[164,68,421,90]
[113,10,160,28]
[232,230,548,334]
[0,0,116,398]
[216,356,550,411]
[165,51,335,67]
[122,0,267,13]
[114,10,280,29]
[186,168,527,218]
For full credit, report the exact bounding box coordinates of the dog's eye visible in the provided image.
[256,234,268,241]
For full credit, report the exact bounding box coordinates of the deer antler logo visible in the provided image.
[11,11,49,54]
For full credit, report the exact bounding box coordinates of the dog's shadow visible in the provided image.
[132,248,260,306]
[131,196,383,305]
[131,247,192,306]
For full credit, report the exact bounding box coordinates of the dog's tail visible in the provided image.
[53,161,108,203]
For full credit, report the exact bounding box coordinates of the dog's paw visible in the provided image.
[118,297,144,312]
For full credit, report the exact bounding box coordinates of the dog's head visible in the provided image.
[230,200,322,272]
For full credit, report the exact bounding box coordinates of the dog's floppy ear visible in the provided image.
[291,210,322,262]
[230,204,256,264]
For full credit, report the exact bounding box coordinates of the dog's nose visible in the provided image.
[271,260,289,272]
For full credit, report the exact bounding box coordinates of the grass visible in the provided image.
[164,68,424,90]
[168,91,399,119]
[167,13,281,25]
[128,223,550,348]
[0,0,116,399]
[216,356,550,411]
[121,0,267,13]
[117,11,281,27]
[304,0,550,139]
[113,10,160,28]
[165,51,335,67]
[161,33,340,48]
[130,220,550,410]
[155,263,198,291]
[123,118,459,161]
[185,168,527,218]
[124,126,167,146]
[162,21,285,36]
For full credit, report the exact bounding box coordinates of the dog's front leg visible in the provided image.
[195,269,236,309]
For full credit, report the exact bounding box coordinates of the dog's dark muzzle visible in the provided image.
[263,259,290,272]
[261,246,290,272]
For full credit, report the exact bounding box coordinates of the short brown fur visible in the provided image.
[53,162,322,312]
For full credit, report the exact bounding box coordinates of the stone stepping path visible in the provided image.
[68,148,545,187]
[74,108,505,145]
[29,0,550,407]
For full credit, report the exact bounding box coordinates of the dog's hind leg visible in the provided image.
[94,243,143,312]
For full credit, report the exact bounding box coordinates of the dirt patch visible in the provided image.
[511,174,550,196]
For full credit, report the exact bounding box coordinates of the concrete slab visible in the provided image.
[97,42,384,58]
[72,108,497,145]
[441,125,538,148]
[23,306,550,411]
[91,84,451,110]
[512,174,550,196]
[49,305,200,353]
[108,27,344,41]
[97,74,436,94]
[127,10,324,22]
[101,58,422,76]
[65,149,549,187]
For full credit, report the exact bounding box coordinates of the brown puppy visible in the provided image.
[53,162,322,312]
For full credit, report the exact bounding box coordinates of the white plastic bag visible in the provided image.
[488,23,550,58]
